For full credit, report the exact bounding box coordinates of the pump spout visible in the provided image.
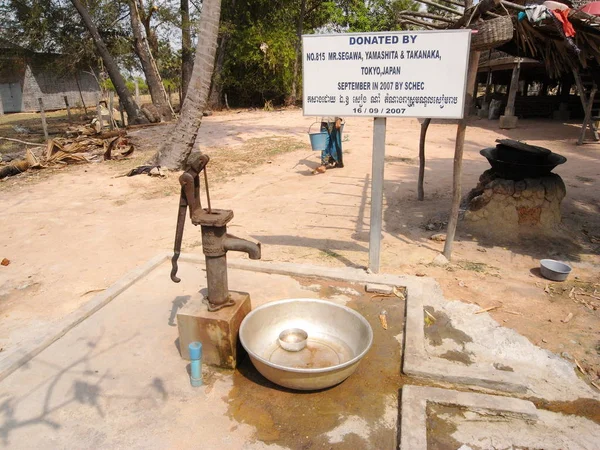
[223,235,261,260]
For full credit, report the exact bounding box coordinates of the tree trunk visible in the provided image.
[70,0,147,124]
[138,0,160,56]
[130,0,174,121]
[181,0,194,102]
[207,34,227,109]
[151,0,222,170]
[286,0,306,106]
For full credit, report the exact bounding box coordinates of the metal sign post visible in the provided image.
[369,117,386,273]
[301,30,471,273]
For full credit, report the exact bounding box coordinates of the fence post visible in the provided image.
[38,98,49,141]
[119,101,126,128]
[96,94,103,131]
[135,79,140,104]
[64,96,72,123]
[108,91,115,130]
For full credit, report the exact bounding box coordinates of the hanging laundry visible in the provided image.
[525,5,553,23]
[552,8,576,37]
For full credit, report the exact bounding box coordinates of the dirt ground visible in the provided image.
[1,108,599,392]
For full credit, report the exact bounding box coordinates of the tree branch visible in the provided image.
[0,136,43,146]
[437,0,465,7]
[189,0,202,13]
[414,0,462,16]
[399,17,446,29]
[399,10,455,23]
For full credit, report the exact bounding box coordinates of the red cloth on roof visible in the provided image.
[552,8,576,37]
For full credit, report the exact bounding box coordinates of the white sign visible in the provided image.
[302,30,471,119]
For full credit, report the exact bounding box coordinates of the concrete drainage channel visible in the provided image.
[0,253,598,449]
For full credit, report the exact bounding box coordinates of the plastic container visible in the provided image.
[309,131,329,151]
[540,259,572,281]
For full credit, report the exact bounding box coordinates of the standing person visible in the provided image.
[313,116,344,174]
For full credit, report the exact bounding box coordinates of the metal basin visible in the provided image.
[239,299,373,390]
[540,259,572,281]
[481,147,567,180]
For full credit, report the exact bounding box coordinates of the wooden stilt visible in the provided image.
[504,59,521,117]
[418,118,431,201]
[443,50,481,260]
[574,69,600,144]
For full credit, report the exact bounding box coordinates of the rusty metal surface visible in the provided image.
[177,291,251,368]
[191,209,233,227]
[170,154,262,311]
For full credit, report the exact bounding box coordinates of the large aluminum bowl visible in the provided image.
[239,298,373,390]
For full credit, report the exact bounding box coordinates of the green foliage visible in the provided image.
[0,0,134,74]
[2,0,420,107]
[125,77,149,94]
[220,0,419,107]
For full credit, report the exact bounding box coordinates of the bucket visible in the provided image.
[308,122,328,151]
[308,122,344,151]
[309,132,328,151]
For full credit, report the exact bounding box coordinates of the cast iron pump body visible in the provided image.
[171,153,261,311]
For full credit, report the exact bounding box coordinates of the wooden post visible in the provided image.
[64,96,72,123]
[369,117,387,273]
[135,78,140,104]
[38,98,49,141]
[119,101,126,128]
[417,118,431,201]
[573,70,600,144]
[96,94,104,131]
[504,59,521,117]
[74,74,88,116]
[443,50,481,261]
[579,84,598,145]
[108,91,115,130]
[484,69,493,104]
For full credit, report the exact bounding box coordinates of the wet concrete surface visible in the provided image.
[424,306,474,366]
[426,404,462,450]
[226,280,407,449]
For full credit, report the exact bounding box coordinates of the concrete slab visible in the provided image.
[401,385,600,450]
[0,257,404,449]
[0,254,168,383]
[403,280,600,401]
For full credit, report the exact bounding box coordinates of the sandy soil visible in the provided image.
[1,108,599,390]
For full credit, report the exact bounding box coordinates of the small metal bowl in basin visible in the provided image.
[278,328,308,352]
[540,259,572,281]
[239,299,373,390]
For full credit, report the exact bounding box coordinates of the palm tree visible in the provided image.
[151,0,222,169]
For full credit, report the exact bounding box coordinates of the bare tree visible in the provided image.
[151,0,222,169]
[70,0,147,124]
[129,0,174,120]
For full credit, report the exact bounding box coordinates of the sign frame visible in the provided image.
[301,29,472,120]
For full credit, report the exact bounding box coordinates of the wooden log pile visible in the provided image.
[0,127,134,180]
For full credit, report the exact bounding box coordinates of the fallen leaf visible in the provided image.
[379,314,388,330]
[475,305,501,314]
[424,309,436,322]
